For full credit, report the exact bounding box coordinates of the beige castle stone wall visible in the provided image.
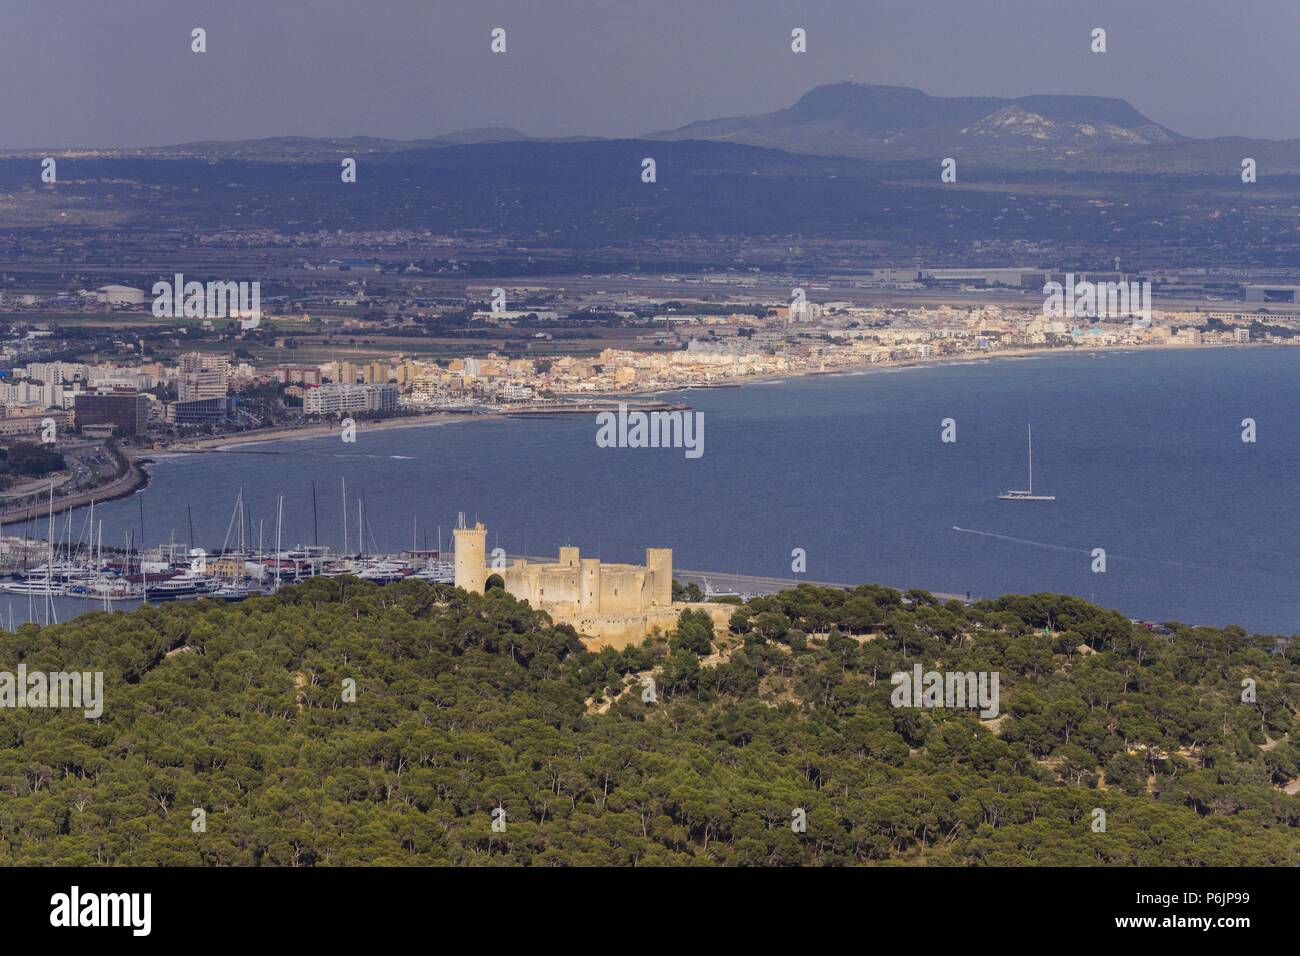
[453,522,733,646]
[455,523,670,617]
[564,602,735,650]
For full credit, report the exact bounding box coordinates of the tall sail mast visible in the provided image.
[1027,425,1033,495]
[275,495,283,594]
[46,482,54,625]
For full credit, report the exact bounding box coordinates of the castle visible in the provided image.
[453,520,726,648]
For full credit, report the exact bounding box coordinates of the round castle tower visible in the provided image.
[453,519,488,593]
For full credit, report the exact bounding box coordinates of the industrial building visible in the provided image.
[94,285,146,306]
[1244,284,1300,303]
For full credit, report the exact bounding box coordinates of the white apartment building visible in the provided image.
[302,383,398,416]
[0,379,82,410]
[178,368,229,402]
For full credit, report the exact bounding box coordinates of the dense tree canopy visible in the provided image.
[0,578,1295,866]
[0,442,66,490]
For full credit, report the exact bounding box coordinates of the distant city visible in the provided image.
[1,264,1295,414]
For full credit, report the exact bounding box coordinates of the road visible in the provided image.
[0,446,143,524]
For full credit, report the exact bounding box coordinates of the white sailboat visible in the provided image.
[701,577,745,600]
[998,424,1056,501]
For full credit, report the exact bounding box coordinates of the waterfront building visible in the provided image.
[302,383,398,416]
[167,396,236,425]
[73,390,149,436]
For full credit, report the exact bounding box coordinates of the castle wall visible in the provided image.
[569,602,734,650]
[501,560,533,603]
[598,566,650,613]
[538,566,581,605]
[453,522,691,644]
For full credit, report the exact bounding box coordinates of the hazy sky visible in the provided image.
[2,0,1297,148]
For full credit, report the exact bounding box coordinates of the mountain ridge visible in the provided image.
[646,81,1186,161]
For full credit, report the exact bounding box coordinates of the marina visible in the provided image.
[0,485,456,627]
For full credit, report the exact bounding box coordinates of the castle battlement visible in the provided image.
[453,522,671,617]
[452,521,734,649]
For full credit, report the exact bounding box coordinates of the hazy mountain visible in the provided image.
[23,81,1296,175]
[647,82,1189,163]
[4,82,1298,259]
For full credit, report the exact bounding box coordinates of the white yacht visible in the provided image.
[145,571,216,600]
[999,424,1056,501]
[0,576,65,596]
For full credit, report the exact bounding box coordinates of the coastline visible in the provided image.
[183,411,502,452]
[0,455,146,523]
[166,399,683,453]
[621,340,1280,398]
[162,342,1287,452]
[9,341,1282,521]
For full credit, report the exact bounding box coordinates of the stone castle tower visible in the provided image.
[452,516,488,593]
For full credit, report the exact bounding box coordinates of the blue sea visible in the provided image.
[27,347,1300,634]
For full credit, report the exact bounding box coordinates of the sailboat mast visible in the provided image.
[1027,424,1033,495]
[46,483,54,624]
[275,495,283,594]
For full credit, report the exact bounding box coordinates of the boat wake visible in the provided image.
[950,526,1227,574]
[951,526,1084,555]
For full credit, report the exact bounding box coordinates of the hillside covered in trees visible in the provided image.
[0,578,1296,866]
